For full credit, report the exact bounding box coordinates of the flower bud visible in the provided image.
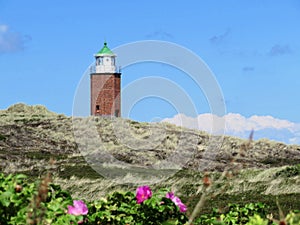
[15,184,23,193]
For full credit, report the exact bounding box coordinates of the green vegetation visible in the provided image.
[1,173,300,224]
[274,164,300,178]
[189,192,300,219]
[194,202,268,224]
[0,133,6,141]
[0,173,188,224]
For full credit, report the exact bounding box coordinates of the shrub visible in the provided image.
[0,173,35,224]
[1,172,300,225]
[87,187,188,224]
[246,214,268,225]
[0,133,6,141]
[194,202,268,225]
[0,173,188,224]
[286,211,300,225]
[274,164,300,178]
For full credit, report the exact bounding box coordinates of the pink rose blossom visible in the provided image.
[67,200,88,216]
[166,192,175,199]
[166,191,187,213]
[136,186,152,204]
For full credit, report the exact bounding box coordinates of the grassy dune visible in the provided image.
[1,103,300,217]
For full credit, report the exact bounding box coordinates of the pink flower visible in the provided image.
[166,192,175,199]
[67,200,88,216]
[166,192,187,213]
[136,186,152,204]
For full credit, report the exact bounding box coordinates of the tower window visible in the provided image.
[96,105,100,112]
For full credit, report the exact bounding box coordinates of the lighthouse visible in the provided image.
[90,42,121,116]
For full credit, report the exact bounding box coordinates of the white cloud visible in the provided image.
[224,114,294,132]
[162,113,300,144]
[0,24,27,53]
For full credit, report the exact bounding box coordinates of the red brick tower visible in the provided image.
[90,42,121,116]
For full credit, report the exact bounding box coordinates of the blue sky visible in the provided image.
[1,1,300,143]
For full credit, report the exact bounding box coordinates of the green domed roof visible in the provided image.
[96,42,114,56]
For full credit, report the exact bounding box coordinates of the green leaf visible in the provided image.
[15,174,27,180]
[0,191,12,207]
